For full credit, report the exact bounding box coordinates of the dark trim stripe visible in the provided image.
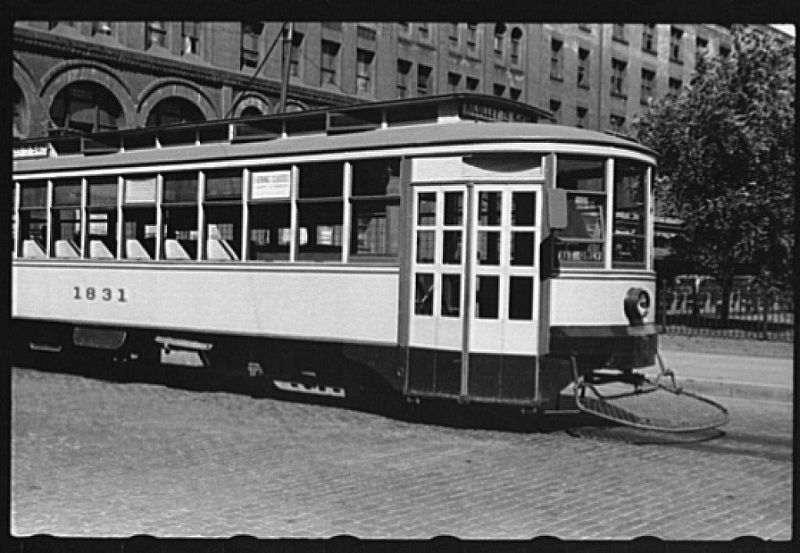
[550,323,657,338]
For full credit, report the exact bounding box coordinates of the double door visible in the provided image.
[408,184,541,399]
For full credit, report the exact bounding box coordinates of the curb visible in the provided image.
[677,377,792,404]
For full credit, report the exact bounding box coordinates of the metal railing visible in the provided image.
[656,279,794,342]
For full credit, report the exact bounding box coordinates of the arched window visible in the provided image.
[13,81,26,139]
[49,81,124,134]
[510,27,523,65]
[240,106,264,118]
[146,97,205,127]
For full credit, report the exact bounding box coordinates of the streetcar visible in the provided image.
[11,93,727,431]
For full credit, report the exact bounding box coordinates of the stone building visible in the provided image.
[13,21,787,140]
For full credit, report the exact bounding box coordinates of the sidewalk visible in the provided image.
[655,336,794,403]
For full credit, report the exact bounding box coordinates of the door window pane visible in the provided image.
[477,231,501,265]
[476,275,499,319]
[443,230,462,264]
[417,192,436,225]
[511,192,536,226]
[441,274,461,317]
[415,273,434,315]
[444,191,463,225]
[613,159,647,267]
[478,192,502,225]
[510,232,535,266]
[416,230,435,263]
[509,276,533,320]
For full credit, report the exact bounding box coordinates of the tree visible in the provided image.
[634,25,795,322]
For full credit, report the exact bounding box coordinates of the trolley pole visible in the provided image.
[279,22,294,114]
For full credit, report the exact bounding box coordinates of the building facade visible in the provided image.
[13,21,784,140]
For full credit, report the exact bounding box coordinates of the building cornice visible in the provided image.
[13,26,356,109]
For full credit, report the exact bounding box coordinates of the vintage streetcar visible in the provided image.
[11,94,727,431]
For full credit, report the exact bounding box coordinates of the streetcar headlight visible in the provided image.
[624,288,650,324]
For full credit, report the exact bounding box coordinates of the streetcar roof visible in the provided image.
[13,94,655,174]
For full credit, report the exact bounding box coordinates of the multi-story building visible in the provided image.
[13,21,788,140]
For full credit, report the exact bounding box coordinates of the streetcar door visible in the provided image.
[467,185,541,400]
[408,186,467,397]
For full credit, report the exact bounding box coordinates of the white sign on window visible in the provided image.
[125,177,157,203]
[251,170,291,200]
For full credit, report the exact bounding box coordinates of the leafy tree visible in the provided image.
[634,25,795,322]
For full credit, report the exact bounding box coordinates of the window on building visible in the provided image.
[397,59,411,98]
[466,76,480,91]
[612,24,627,43]
[668,77,682,96]
[50,179,83,258]
[510,87,522,101]
[493,84,505,97]
[550,39,564,80]
[350,158,401,259]
[297,162,343,261]
[146,21,166,49]
[494,23,506,60]
[204,169,243,261]
[576,106,588,128]
[510,28,523,64]
[641,68,655,104]
[248,168,291,261]
[577,48,590,88]
[642,24,657,54]
[449,23,459,48]
[447,72,462,92]
[418,23,430,41]
[290,32,304,77]
[321,40,340,86]
[241,22,263,69]
[611,58,627,97]
[696,35,709,61]
[356,24,376,42]
[417,64,432,95]
[670,27,683,63]
[398,22,410,35]
[356,49,375,94]
[123,175,157,260]
[181,21,199,55]
[50,82,124,134]
[93,21,113,36]
[87,176,118,259]
[18,181,48,258]
[162,172,199,260]
[146,97,205,127]
[549,99,562,123]
[555,156,606,266]
[613,159,647,267]
[466,23,478,55]
[610,113,626,133]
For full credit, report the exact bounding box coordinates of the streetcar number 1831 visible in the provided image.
[73,286,128,303]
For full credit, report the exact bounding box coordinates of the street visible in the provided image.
[11,366,792,540]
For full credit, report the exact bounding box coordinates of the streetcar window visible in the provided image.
[510,232,535,266]
[508,276,534,320]
[510,191,536,267]
[416,231,435,263]
[478,192,502,226]
[123,176,157,259]
[476,275,499,319]
[297,162,343,261]
[18,180,47,258]
[162,172,199,260]
[477,231,500,265]
[204,169,243,261]
[555,155,606,266]
[88,176,118,259]
[612,159,647,268]
[477,191,502,266]
[51,179,82,258]
[248,203,290,261]
[350,158,401,259]
[417,192,436,226]
[414,273,434,315]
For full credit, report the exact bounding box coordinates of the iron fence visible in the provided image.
[656,276,794,342]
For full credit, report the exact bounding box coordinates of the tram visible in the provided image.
[11,93,726,430]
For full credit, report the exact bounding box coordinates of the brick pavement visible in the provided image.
[11,368,792,540]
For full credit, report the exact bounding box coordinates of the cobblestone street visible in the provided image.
[11,367,792,540]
